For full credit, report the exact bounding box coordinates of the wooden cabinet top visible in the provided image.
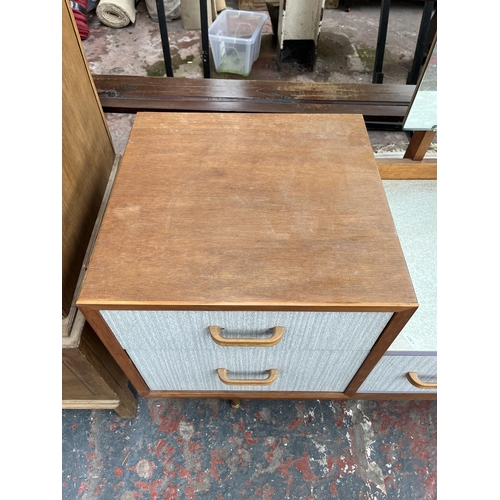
[78,113,416,311]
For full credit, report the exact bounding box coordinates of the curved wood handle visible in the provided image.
[217,368,278,386]
[209,326,284,347]
[407,371,437,390]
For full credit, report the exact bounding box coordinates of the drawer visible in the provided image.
[125,348,371,392]
[101,310,393,352]
[356,353,437,393]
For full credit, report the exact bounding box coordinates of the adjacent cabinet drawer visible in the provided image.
[357,353,437,393]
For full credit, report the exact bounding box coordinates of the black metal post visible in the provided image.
[372,0,391,84]
[199,0,211,78]
[406,1,435,84]
[156,0,174,77]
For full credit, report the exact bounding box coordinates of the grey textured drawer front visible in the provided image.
[126,348,371,392]
[357,354,437,393]
[101,310,393,352]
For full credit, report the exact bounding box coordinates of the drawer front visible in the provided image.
[357,354,437,393]
[101,310,393,352]
[126,348,371,392]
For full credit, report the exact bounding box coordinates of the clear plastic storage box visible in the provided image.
[208,10,268,77]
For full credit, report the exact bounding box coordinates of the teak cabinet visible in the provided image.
[78,112,433,400]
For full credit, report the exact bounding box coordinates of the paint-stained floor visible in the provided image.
[62,397,436,499]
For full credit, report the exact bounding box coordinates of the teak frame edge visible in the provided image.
[78,306,150,397]
[76,302,417,313]
[78,305,419,400]
[344,307,418,396]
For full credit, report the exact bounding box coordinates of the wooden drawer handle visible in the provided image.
[209,326,284,347]
[407,371,437,389]
[217,368,278,386]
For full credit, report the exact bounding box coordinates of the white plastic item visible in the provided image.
[145,0,181,22]
[208,9,267,77]
[96,0,136,28]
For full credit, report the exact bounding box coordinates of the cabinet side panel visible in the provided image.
[62,0,115,316]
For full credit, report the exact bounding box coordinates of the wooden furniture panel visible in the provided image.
[62,0,115,318]
[63,313,137,417]
[77,112,418,400]
[78,113,416,310]
[62,0,137,415]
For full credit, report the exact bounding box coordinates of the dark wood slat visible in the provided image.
[93,75,414,121]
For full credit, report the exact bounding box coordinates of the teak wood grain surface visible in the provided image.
[78,113,416,311]
[62,0,115,317]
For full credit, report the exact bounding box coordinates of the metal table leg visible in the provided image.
[156,0,174,77]
[372,0,391,84]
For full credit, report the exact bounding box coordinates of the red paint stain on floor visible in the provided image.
[177,466,191,480]
[330,481,339,497]
[149,402,183,435]
[163,482,179,500]
[114,481,124,491]
[188,441,203,453]
[287,418,302,430]
[245,430,259,445]
[134,479,163,499]
[210,450,224,481]
[295,453,319,482]
[183,485,196,499]
[77,481,88,495]
[277,458,295,478]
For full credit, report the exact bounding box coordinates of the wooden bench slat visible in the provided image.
[93,75,414,123]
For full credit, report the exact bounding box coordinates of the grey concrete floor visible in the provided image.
[81,0,437,156]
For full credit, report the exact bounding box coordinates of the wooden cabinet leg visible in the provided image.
[404,130,436,161]
[114,391,138,418]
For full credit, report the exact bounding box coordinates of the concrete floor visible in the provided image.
[62,2,438,499]
[63,397,437,499]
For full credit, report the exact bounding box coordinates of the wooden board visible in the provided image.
[376,158,437,180]
[78,113,416,311]
[93,75,414,126]
[62,0,115,318]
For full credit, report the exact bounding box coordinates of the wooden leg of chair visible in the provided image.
[404,130,436,161]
